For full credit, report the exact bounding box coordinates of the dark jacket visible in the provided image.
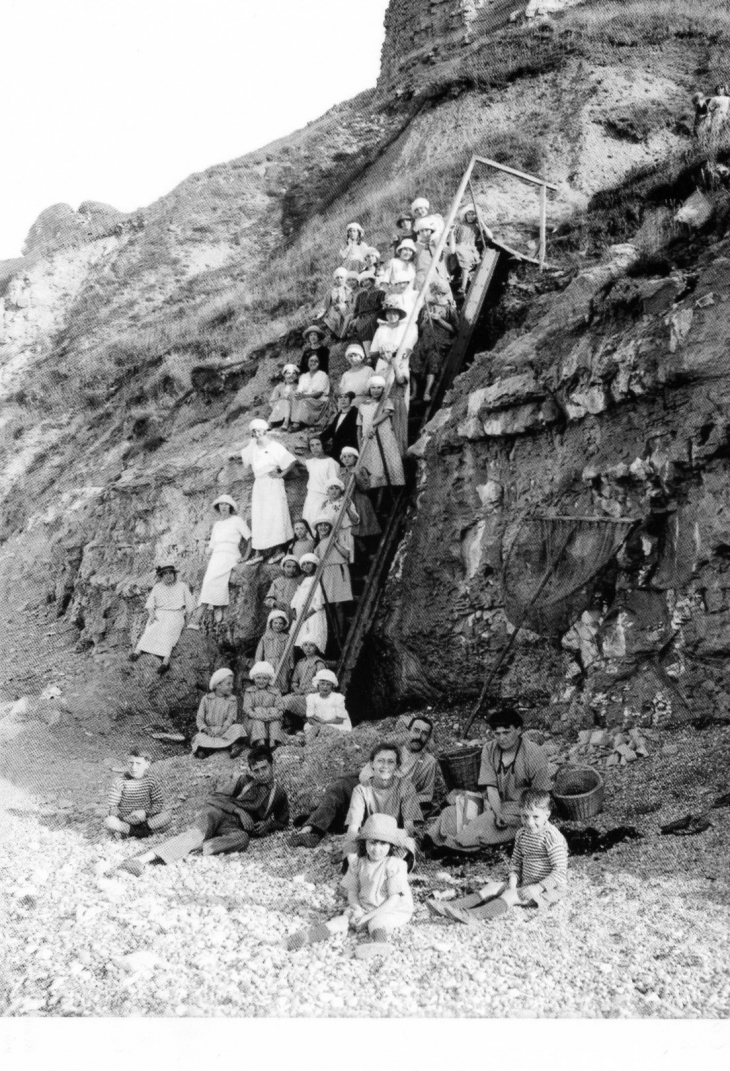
[208,774,290,835]
[322,405,360,459]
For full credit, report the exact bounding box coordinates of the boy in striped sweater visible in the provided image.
[429,789,568,924]
[105,749,171,839]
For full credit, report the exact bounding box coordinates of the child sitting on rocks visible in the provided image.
[284,813,414,960]
[264,554,302,614]
[243,662,285,748]
[105,749,172,839]
[305,668,352,738]
[282,640,326,731]
[192,669,246,760]
[254,610,293,692]
[429,789,569,924]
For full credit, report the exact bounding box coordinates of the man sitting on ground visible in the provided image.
[115,744,289,875]
[290,716,437,849]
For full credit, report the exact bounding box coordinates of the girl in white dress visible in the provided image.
[240,419,297,565]
[304,668,352,738]
[290,552,328,655]
[268,363,299,429]
[340,222,366,273]
[131,563,195,673]
[194,495,251,624]
[339,344,373,407]
[300,434,341,529]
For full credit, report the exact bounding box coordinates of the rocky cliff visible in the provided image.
[1,0,728,733]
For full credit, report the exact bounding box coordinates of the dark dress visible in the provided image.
[322,406,360,459]
[352,288,384,344]
[300,344,330,375]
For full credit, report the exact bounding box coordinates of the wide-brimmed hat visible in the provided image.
[299,552,319,567]
[267,609,289,627]
[411,197,430,214]
[346,222,364,235]
[249,661,275,680]
[213,494,237,513]
[209,667,234,691]
[378,298,407,323]
[414,216,437,234]
[356,813,413,852]
[396,238,417,255]
[250,418,269,432]
[340,446,360,458]
[303,324,326,341]
[313,668,338,687]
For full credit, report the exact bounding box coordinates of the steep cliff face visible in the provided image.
[1,1,727,731]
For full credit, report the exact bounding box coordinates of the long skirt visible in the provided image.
[360,425,405,489]
[427,798,521,852]
[390,381,410,456]
[198,544,240,606]
[352,487,381,537]
[252,474,294,550]
[290,395,330,428]
[192,724,246,751]
[320,564,353,603]
[136,609,186,659]
[302,489,329,529]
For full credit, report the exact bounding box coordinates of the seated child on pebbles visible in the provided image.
[428,789,568,924]
[304,668,352,738]
[105,748,171,839]
[243,661,285,748]
[284,814,413,960]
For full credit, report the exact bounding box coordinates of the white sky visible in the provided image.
[0,0,390,259]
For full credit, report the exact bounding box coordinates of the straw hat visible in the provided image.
[267,609,289,627]
[209,667,234,691]
[303,324,326,341]
[313,668,338,687]
[249,661,275,680]
[378,298,407,323]
[356,813,413,851]
[213,494,237,513]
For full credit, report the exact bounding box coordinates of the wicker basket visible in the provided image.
[439,745,482,793]
[553,766,605,821]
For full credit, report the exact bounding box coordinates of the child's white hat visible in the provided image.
[340,446,359,458]
[314,515,333,528]
[209,667,234,691]
[280,554,300,568]
[396,238,417,254]
[346,222,364,234]
[411,197,430,213]
[213,494,238,513]
[249,661,275,680]
[333,267,348,280]
[299,552,319,567]
[282,363,299,375]
[369,375,387,388]
[250,418,269,432]
[267,609,289,627]
[313,668,338,687]
[345,343,366,360]
[356,813,413,853]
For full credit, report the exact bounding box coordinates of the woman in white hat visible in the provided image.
[411,196,445,236]
[268,363,299,430]
[339,221,366,273]
[357,376,405,501]
[414,216,451,294]
[351,271,384,358]
[240,420,297,565]
[339,446,381,540]
[284,812,414,960]
[300,324,330,375]
[298,433,341,529]
[289,353,331,432]
[304,668,352,738]
[192,668,245,759]
[290,552,328,655]
[371,298,417,455]
[131,561,195,674]
[322,267,354,339]
[254,609,293,692]
[192,495,251,624]
[338,344,373,409]
[382,238,417,296]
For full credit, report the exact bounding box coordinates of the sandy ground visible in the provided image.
[1,603,730,1018]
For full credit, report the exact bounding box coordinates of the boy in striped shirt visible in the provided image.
[430,789,568,924]
[105,749,171,839]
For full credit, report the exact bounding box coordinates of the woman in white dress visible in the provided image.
[240,419,297,565]
[339,344,373,407]
[290,354,331,430]
[371,299,416,456]
[193,494,251,624]
[299,434,341,528]
[290,552,328,655]
[131,562,195,674]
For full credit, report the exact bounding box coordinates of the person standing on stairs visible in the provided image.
[351,271,383,360]
[298,434,341,529]
[254,609,293,693]
[239,419,297,566]
[264,553,303,614]
[448,203,490,299]
[411,278,459,403]
[339,447,381,545]
[371,299,415,456]
[314,516,354,644]
[357,376,405,508]
[188,495,251,628]
[130,561,195,674]
[322,390,361,458]
[289,552,328,656]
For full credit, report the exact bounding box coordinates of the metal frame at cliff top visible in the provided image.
[273,153,559,681]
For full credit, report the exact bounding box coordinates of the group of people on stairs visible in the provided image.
[106,708,569,959]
